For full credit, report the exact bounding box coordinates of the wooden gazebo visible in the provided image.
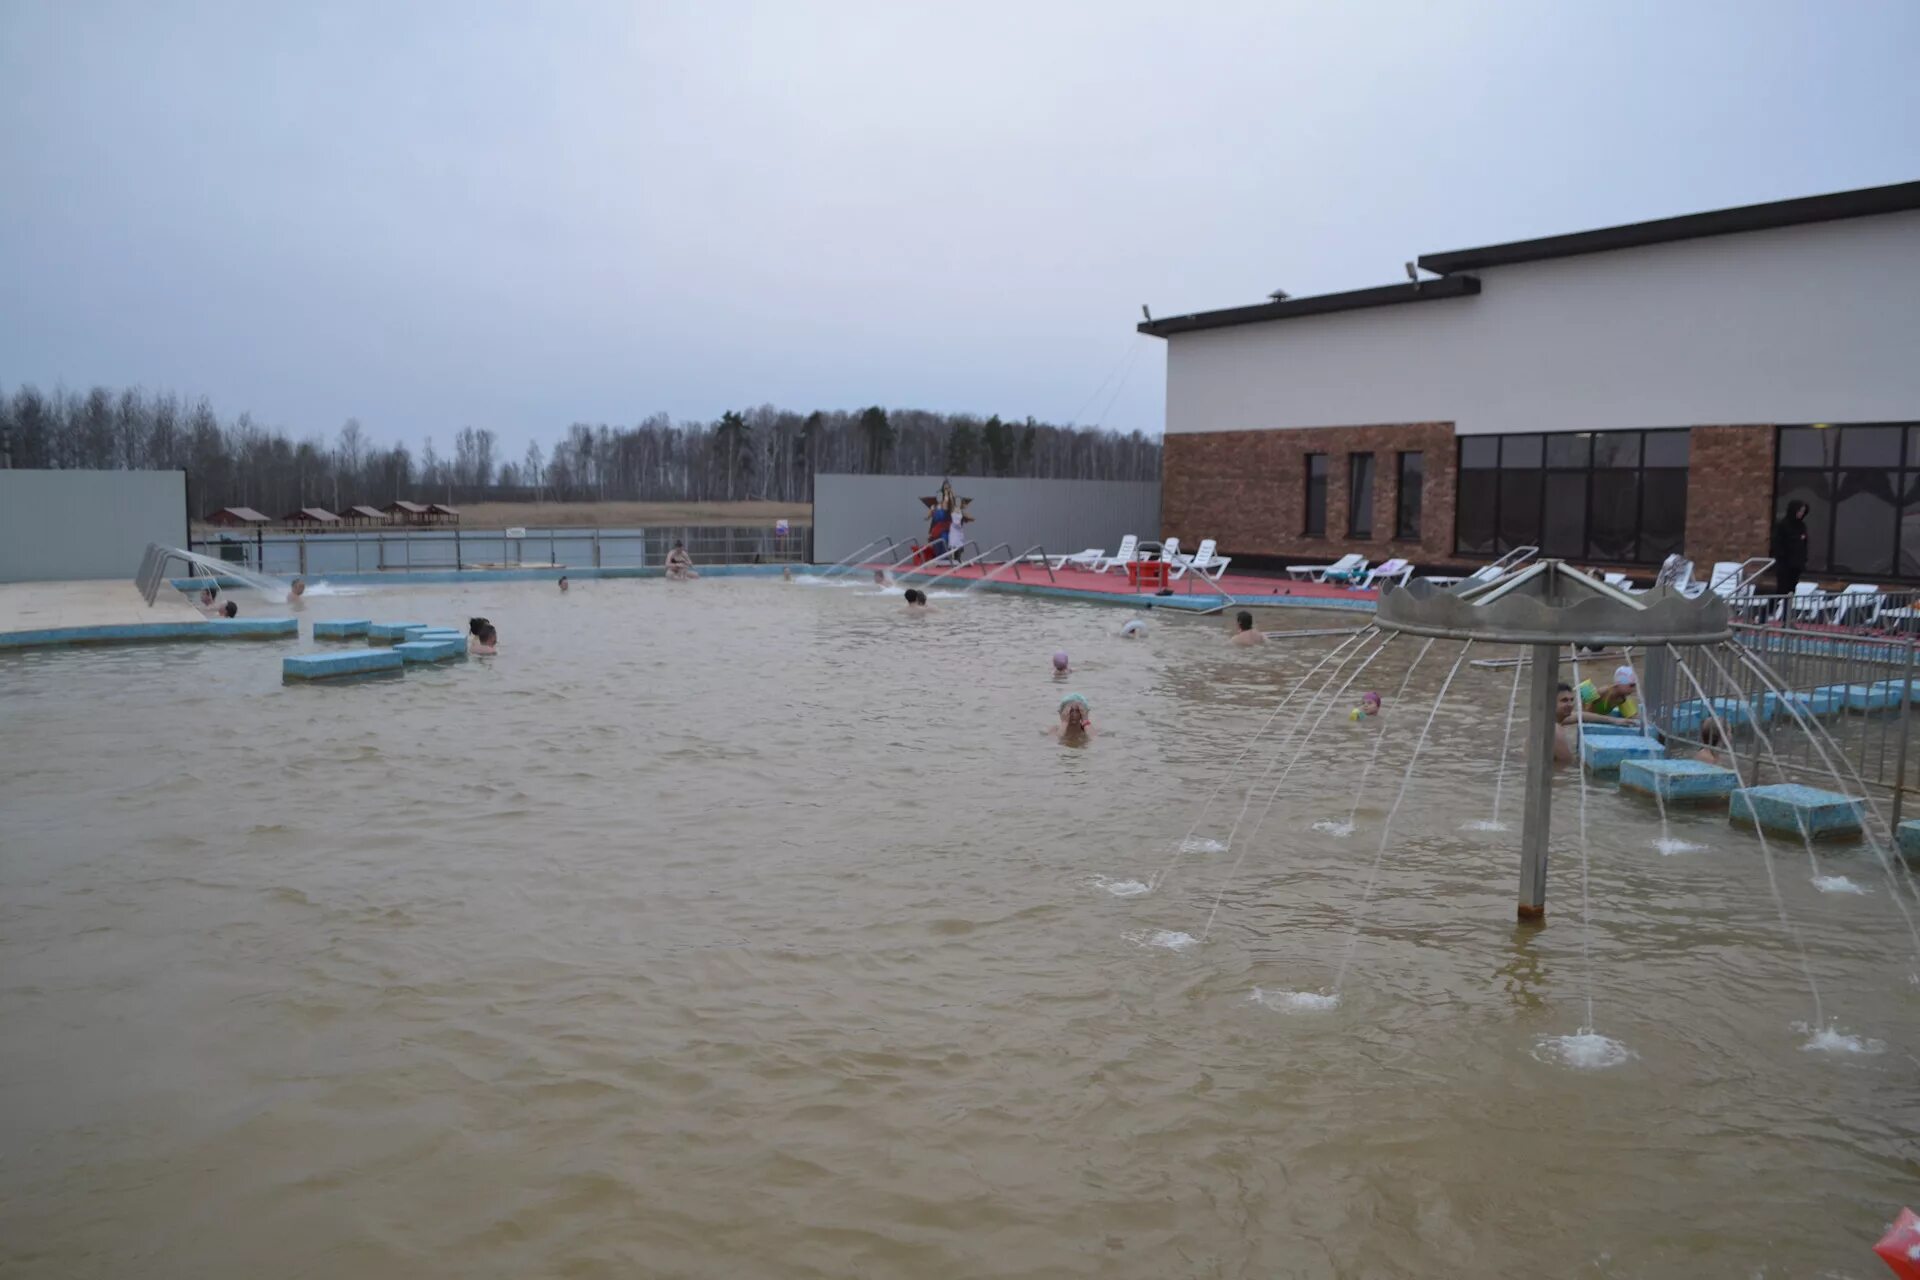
[204,507,271,527]
[281,507,342,528]
[384,500,433,526]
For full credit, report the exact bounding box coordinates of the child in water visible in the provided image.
[1349,690,1381,721]
[1047,693,1094,741]
[1052,651,1071,679]
[220,600,238,618]
[468,617,498,655]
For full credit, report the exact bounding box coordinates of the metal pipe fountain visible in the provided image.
[1374,561,1732,922]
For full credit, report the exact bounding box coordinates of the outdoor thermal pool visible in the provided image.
[2,578,1917,1278]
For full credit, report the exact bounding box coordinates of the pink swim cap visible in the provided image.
[1361,691,1382,706]
[1052,651,1069,670]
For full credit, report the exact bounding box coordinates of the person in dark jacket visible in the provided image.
[1772,500,1810,600]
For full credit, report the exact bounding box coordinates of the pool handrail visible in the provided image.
[817,535,897,579]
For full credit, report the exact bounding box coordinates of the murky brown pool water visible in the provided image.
[3,579,1917,1278]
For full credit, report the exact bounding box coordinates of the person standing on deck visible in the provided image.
[1772,499,1810,601]
[947,505,967,562]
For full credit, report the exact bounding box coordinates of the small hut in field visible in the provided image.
[204,507,271,528]
[281,507,342,529]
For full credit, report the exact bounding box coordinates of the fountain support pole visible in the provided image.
[1518,643,1559,922]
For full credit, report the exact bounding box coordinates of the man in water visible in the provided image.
[873,569,888,586]
[288,577,306,606]
[903,588,934,612]
[664,541,698,580]
[198,585,220,613]
[1052,651,1071,679]
[1553,682,1580,764]
[1229,611,1265,646]
[558,576,569,592]
[220,600,238,619]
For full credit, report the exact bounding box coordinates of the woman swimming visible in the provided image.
[468,617,497,655]
[1047,692,1094,741]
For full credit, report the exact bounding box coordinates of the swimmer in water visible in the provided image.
[288,577,306,606]
[1120,618,1145,639]
[558,575,569,592]
[1052,651,1071,679]
[903,587,934,612]
[873,569,887,585]
[198,585,219,612]
[664,540,699,581]
[220,600,238,618]
[1047,692,1094,741]
[1349,690,1382,720]
[1229,610,1264,646]
[1695,720,1730,767]
[781,566,792,582]
[1553,682,1579,764]
[468,616,497,654]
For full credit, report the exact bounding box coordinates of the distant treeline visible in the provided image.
[0,385,1162,515]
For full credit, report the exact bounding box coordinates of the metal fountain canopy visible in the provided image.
[1374,559,1732,646]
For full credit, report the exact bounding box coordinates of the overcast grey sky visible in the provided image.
[2,0,1915,455]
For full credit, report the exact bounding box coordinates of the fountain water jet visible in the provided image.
[1464,655,1527,832]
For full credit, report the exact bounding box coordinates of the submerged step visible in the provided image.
[393,638,465,663]
[1620,758,1739,805]
[1761,687,1846,720]
[207,617,299,639]
[1581,734,1665,775]
[283,649,404,681]
[1580,722,1643,738]
[313,619,372,639]
[1729,783,1864,841]
[1866,678,1920,707]
[1665,697,1764,734]
[403,624,464,642]
[367,621,429,643]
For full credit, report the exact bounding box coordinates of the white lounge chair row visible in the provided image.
[1044,536,1233,584]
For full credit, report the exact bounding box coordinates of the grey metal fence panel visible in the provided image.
[0,469,188,583]
[812,474,1161,565]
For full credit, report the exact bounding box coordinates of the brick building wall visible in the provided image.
[1160,423,1457,565]
[1683,425,1777,570]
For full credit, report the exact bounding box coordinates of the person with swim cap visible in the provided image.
[1048,692,1094,741]
[1229,610,1264,647]
[1350,691,1382,721]
[1052,651,1071,679]
[903,588,934,612]
[1120,618,1145,638]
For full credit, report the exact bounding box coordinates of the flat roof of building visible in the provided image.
[1139,179,1920,339]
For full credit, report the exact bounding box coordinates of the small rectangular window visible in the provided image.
[1304,453,1327,537]
[1460,437,1498,469]
[1396,451,1423,540]
[1348,453,1375,538]
[1592,433,1641,468]
[1778,425,1836,467]
[1642,430,1690,467]
[1499,434,1543,469]
[1545,434,1590,468]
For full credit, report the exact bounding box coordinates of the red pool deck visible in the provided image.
[869,559,1383,609]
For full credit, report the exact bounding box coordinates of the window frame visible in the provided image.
[1347,451,1375,538]
[1395,450,1423,540]
[1303,452,1328,538]
[1452,429,1691,565]
[1772,423,1920,578]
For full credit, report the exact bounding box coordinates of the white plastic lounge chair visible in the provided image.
[1361,558,1414,590]
[1785,581,1826,623]
[1602,572,1634,591]
[1158,537,1182,566]
[1091,535,1140,575]
[1287,552,1366,582]
[1045,548,1104,571]
[1170,538,1232,583]
[1829,583,1882,627]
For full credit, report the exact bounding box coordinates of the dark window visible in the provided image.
[1456,472,1497,554]
[1453,428,1690,565]
[1396,451,1423,539]
[1542,472,1587,557]
[1304,453,1327,537]
[1775,424,1920,578]
[1348,453,1375,537]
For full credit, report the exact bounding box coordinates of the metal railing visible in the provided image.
[1639,622,1920,822]
[189,524,810,576]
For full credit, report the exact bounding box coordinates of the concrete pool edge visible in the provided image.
[0,617,299,650]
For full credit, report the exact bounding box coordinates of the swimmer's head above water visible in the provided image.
[1052,650,1070,673]
[558,576,569,591]
[290,577,305,597]
[1120,619,1145,638]
[904,588,927,606]
[1059,692,1091,730]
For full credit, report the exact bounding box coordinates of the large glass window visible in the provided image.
[1304,453,1327,537]
[1453,429,1691,564]
[1396,451,1423,539]
[1777,424,1920,577]
[1348,453,1375,537]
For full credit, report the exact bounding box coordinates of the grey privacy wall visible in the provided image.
[812,474,1160,565]
[0,470,188,582]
